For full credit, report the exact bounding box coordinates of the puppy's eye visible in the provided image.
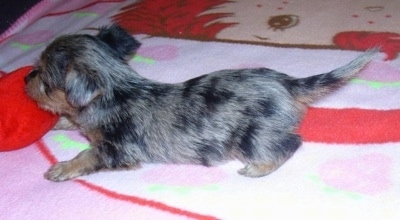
[40,80,51,94]
[42,81,49,89]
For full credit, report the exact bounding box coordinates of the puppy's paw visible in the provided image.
[44,162,82,182]
[53,116,78,130]
[238,163,277,178]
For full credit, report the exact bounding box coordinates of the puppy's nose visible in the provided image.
[25,70,38,83]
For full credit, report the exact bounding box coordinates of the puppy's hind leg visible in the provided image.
[238,163,280,178]
[238,133,301,178]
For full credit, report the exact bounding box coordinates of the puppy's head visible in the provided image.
[25,25,141,115]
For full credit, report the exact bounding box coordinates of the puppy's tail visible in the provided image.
[291,48,378,103]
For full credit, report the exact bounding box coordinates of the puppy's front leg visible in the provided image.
[44,148,102,182]
[45,142,141,182]
[53,116,78,130]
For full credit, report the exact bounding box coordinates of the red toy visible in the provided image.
[0,66,59,151]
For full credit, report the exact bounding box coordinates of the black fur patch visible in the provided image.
[112,88,134,105]
[194,141,224,166]
[96,24,141,59]
[238,123,260,158]
[272,133,302,158]
[281,79,298,97]
[242,100,276,117]
[182,74,207,97]
[280,134,301,151]
[97,142,121,168]
[173,110,204,132]
[199,77,234,112]
[258,100,277,116]
[101,119,148,158]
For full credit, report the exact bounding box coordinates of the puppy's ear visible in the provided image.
[65,68,102,108]
[96,24,141,59]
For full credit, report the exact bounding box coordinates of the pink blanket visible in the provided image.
[1,1,400,219]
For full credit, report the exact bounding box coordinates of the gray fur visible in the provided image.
[25,25,377,181]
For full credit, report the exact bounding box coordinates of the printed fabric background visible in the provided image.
[1,0,400,219]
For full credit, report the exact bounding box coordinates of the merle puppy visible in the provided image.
[25,25,376,182]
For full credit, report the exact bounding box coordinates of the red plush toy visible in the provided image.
[0,66,59,151]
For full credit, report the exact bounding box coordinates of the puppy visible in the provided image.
[25,25,377,182]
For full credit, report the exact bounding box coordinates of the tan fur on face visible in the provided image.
[26,75,77,115]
